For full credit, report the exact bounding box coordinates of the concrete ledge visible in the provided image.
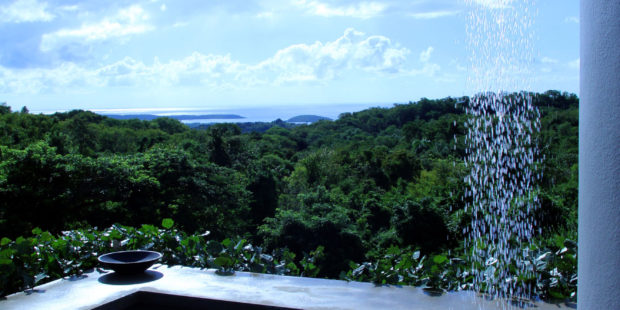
[1,265,574,310]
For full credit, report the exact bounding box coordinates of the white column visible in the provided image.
[579,0,620,309]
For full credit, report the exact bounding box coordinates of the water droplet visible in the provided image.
[464,0,541,304]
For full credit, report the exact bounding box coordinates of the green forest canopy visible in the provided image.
[0,90,578,298]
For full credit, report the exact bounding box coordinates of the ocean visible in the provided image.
[91,103,396,124]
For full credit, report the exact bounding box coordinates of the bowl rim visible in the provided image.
[98,250,163,265]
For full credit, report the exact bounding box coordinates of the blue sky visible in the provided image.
[0,0,579,113]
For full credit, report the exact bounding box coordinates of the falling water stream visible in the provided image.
[464,0,541,307]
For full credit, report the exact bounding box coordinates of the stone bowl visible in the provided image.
[98,250,162,275]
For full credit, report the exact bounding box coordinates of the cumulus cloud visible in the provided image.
[293,0,387,19]
[1,28,412,93]
[0,0,55,23]
[409,10,459,19]
[564,16,579,24]
[40,5,153,52]
[541,56,558,64]
[411,46,440,76]
[172,21,189,28]
[568,58,579,69]
[470,0,513,9]
[256,11,275,19]
[0,62,95,94]
[419,46,434,62]
[58,5,78,12]
[251,28,409,83]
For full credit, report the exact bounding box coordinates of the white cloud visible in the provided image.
[2,28,412,93]
[470,0,513,9]
[250,28,409,83]
[564,16,579,24]
[293,0,387,19]
[0,0,55,23]
[538,57,559,74]
[58,5,78,12]
[410,46,440,77]
[541,56,558,64]
[256,11,275,19]
[419,46,434,62]
[0,62,95,94]
[40,5,153,52]
[172,21,189,28]
[409,10,459,19]
[413,62,440,77]
[568,58,579,69]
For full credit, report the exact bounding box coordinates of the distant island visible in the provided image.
[287,115,332,123]
[104,114,245,121]
[188,115,332,133]
[103,113,332,124]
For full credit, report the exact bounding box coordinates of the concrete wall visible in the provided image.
[579,0,620,309]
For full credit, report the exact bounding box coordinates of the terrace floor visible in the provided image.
[1,265,575,309]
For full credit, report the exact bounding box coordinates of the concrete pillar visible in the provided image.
[579,1,620,309]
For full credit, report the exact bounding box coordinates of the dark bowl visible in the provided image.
[98,250,162,275]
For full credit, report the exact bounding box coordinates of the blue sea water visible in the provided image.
[103,103,395,124]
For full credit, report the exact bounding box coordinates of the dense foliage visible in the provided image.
[0,90,578,300]
[0,220,575,300]
[0,219,324,296]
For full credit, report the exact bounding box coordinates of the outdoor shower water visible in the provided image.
[464,0,541,307]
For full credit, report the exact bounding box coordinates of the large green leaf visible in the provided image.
[161,218,174,229]
[432,255,447,264]
[0,237,11,246]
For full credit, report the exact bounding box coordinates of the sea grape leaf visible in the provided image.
[0,258,12,265]
[161,218,174,229]
[433,255,447,264]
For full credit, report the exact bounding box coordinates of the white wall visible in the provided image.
[578,0,620,308]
